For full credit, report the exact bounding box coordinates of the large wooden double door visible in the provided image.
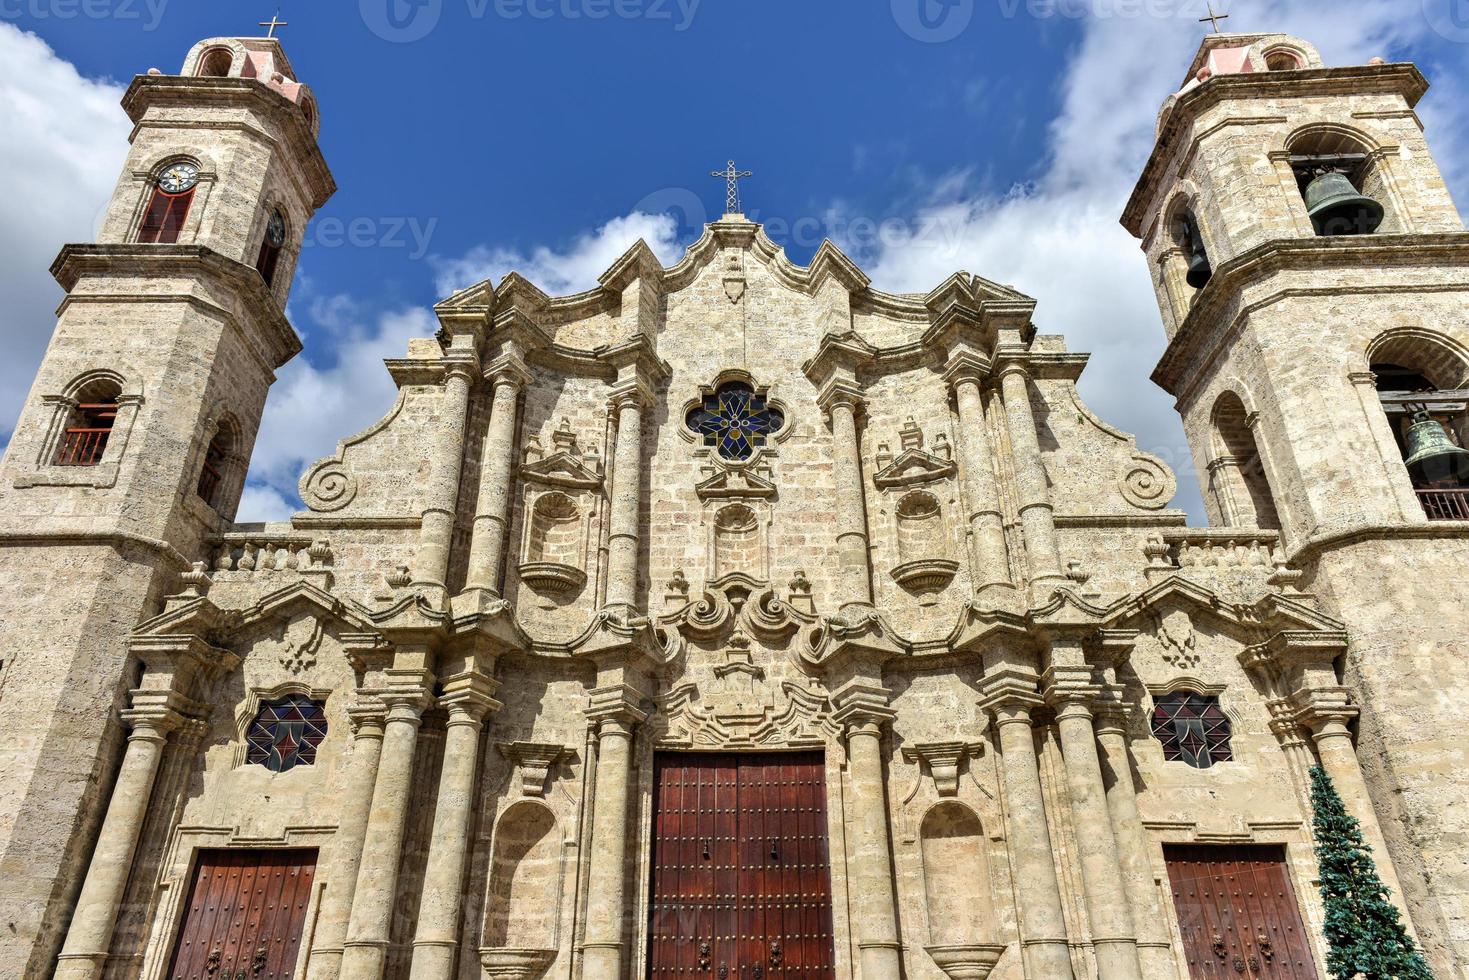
[166,849,317,980]
[648,752,836,980]
[1166,844,1320,979]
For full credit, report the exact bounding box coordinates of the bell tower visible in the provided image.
[0,35,332,977]
[1124,32,1469,976]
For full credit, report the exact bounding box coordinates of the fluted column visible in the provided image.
[54,710,179,980]
[581,702,645,978]
[946,360,1012,595]
[997,363,1064,596]
[341,678,432,980]
[414,361,477,595]
[980,691,1075,978]
[1095,709,1178,980]
[1052,696,1142,980]
[410,674,500,979]
[822,385,875,609]
[604,384,649,612]
[839,707,903,980]
[464,357,531,598]
[306,702,387,980]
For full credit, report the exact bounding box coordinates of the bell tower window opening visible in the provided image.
[138,161,199,244]
[1209,392,1281,531]
[1373,361,1469,517]
[1150,692,1233,769]
[1264,48,1304,71]
[1287,128,1388,237]
[55,392,119,467]
[196,46,232,77]
[196,430,230,508]
[1171,209,1212,291]
[256,209,287,286]
[686,381,785,461]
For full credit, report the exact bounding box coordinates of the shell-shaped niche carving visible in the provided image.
[920,801,995,947]
[713,503,762,579]
[519,491,587,594]
[891,490,957,600]
[483,800,561,951]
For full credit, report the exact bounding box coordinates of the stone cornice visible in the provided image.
[122,73,335,209]
[1153,233,1469,399]
[1123,62,1428,235]
[50,243,302,371]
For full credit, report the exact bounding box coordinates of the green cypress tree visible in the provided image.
[1309,764,1434,980]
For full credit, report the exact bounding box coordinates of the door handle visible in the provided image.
[753,965,764,980]
[698,941,711,971]
[771,941,782,968]
[718,963,728,980]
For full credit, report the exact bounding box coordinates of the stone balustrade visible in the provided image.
[210,533,332,579]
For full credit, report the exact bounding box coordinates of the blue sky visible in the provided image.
[3,0,1468,522]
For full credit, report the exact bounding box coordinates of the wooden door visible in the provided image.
[1166,844,1320,980]
[649,752,835,980]
[166,848,317,980]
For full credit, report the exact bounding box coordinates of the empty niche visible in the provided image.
[920,801,994,946]
[713,503,761,578]
[891,490,957,600]
[520,491,587,593]
[483,800,560,950]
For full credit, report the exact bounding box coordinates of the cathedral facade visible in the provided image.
[0,28,1466,980]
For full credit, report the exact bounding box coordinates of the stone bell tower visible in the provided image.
[1124,32,1469,976]
[0,35,332,977]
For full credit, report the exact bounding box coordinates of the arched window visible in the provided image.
[686,380,785,461]
[1209,392,1280,530]
[1150,692,1232,769]
[138,161,199,244]
[1287,129,1386,236]
[54,378,121,466]
[196,47,232,77]
[1369,335,1469,516]
[255,208,287,286]
[1171,206,1212,291]
[245,694,327,773]
[196,428,231,508]
[1264,48,1303,71]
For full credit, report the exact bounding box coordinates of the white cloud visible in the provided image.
[849,2,1469,522]
[431,210,686,297]
[0,23,129,443]
[236,484,297,523]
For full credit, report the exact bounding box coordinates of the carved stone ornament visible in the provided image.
[1120,451,1177,510]
[654,680,839,749]
[1156,608,1200,669]
[496,741,572,797]
[900,741,984,797]
[271,616,325,675]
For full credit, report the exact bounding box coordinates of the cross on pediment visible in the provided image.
[711,159,753,215]
[1198,1,1229,33]
[259,12,289,37]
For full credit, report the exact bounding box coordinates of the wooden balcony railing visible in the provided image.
[1417,488,1469,521]
[55,427,111,466]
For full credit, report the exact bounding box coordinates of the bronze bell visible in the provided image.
[1181,216,1212,289]
[1403,410,1469,485]
[1305,170,1384,236]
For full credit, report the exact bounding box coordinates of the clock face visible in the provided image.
[158,162,199,194]
[265,211,287,247]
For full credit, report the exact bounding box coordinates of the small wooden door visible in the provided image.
[1166,844,1320,980]
[166,848,317,980]
[648,752,835,980]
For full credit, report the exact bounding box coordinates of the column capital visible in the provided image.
[994,359,1033,383]
[119,704,183,743]
[1288,686,1359,737]
[1348,370,1379,387]
[608,377,655,412]
[942,350,993,390]
[815,377,867,417]
[439,669,503,724]
[1093,700,1134,738]
[380,667,435,720]
[346,697,388,737]
[441,357,480,387]
[977,670,1045,725]
[1042,664,1103,718]
[831,681,896,734]
[485,352,533,390]
[586,683,649,729]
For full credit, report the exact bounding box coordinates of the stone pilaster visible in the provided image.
[819,381,876,610]
[1095,707,1179,980]
[410,671,501,980]
[996,362,1064,598]
[1045,669,1142,980]
[978,680,1075,978]
[341,670,434,980]
[413,359,478,598]
[833,688,903,980]
[944,354,1013,598]
[603,380,652,613]
[463,353,533,600]
[579,688,648,980]
[306,699,387,980]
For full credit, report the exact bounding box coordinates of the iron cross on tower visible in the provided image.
[1198,1,1229,33]
[259,12,288,37]
[712,160,753,215]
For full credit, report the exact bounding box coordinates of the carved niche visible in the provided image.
[517,419,603,598]
[873,418,961,604]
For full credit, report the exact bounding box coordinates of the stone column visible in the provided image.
[1052,696,1142,980]
[604,385,648,612]
[1350,369,1422,522]
[54,709,178,980]
[580,703,645,978]
[822,385,876,609]
[946,360,1012,595]
[414,361,477,595]
[464,357,531,598]
[840,708,903,980]
[1095,709,1178,980]
[981,692,1075,978]
[341,679,432,980]
[410,674,500,980]
[997,364,1064,596]
[306,702,387,980]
